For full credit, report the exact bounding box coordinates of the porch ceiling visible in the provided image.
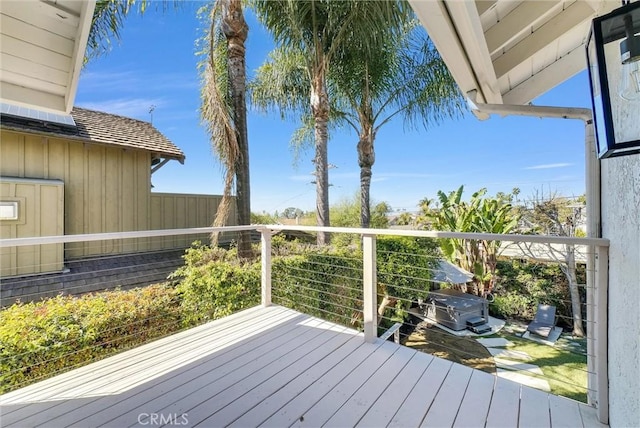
[0,0,96,114]
[409,0,620,105]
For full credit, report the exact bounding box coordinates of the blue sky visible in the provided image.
[75,3,591,214]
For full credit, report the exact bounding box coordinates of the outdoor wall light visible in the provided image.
[587,0,640,158]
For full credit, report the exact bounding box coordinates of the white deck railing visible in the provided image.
[0,225,610,423]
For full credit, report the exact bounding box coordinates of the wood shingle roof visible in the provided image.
[0,107,185,162]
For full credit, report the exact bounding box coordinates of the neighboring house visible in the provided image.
[0,106,234,277]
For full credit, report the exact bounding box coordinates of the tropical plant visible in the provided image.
[396,212,414,226]
[85,0,145,62]
[251,0,409,243]
[421,186,520,296]
[199,0,252,258]
[86,0,181,63]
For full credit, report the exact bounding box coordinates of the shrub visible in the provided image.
[171,243,261,325]
[491,259,586,327]
[376,236,439,324]
[272,245,363,327]
[490,292,534,319]
[271,236,439,329]
[0,284,181,394]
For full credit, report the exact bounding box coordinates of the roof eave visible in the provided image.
[409,0,502,104]
[0,125,185,162]
[66,1,96,114]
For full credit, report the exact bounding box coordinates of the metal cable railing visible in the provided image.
[265,227,607,404]
[0,227,258,394]
[0,225,609,412]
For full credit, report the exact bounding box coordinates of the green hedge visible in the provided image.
[171,243,261,325]
[271,236,438,329]
[0,284,181,394]
[272,246,363,327]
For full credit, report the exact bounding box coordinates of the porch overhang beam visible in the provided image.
[151,158,171,175]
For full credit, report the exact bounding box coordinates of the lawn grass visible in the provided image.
[402,318,589,403]
[495,331,588,403]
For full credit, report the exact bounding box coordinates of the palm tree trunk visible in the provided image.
[563,244,585,337]
[222,0,251,258]
[311,64,330,245]
[358,128,375,228]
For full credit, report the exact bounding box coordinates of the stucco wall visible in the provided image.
[601,154,640,427]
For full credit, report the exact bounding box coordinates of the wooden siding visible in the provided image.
[0,306,605,428]
[1,130,233,275]
[1,129,150,260]
[0,177,63,276]
[149,193,229,249]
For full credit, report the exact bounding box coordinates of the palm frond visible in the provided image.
[198,1,241,237]
[86,0,135,62]
[248,46,310,119]
[86,0,182,63]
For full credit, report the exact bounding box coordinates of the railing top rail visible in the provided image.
[262,225,610,247]
[0,226,258,248]
[0,224,609,248]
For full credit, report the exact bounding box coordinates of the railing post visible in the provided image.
[363,234,377,342]
[595,244,609,424]
[261,229,272,307]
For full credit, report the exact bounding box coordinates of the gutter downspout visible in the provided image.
[467,91,607,423]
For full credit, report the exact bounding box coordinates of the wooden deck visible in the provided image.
[0,305,605,427]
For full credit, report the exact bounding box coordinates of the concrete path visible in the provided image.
[475,338,513,347]
[494,357,544,375]
[479,341,551,392]
[497,369,551,391]
[486,347,533,361]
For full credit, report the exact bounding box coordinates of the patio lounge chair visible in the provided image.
[526,304,556,338]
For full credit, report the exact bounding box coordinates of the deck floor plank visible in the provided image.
[32,310,307,428]
[485,375,522,428]
[549,394,584,427]
[106,317,335,428]
[387,355,453,427]
[579,404,607,428]
[452,369,496,428]
[0,306,604,428]
[323,344,416,427]
[355,351,434,428]
[259,338,386,427]
[520,385,551,428]
[198,324,357,427]
[228,336,365,427]
[160,318,342,426]
[421,363,474,427]
[289,340,400,427]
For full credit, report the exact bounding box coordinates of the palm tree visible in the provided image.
[87,0,252,257]
[85,0,146,63]
[330,22,464,228]
[251,0,408,244]
[199,0,252,258]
